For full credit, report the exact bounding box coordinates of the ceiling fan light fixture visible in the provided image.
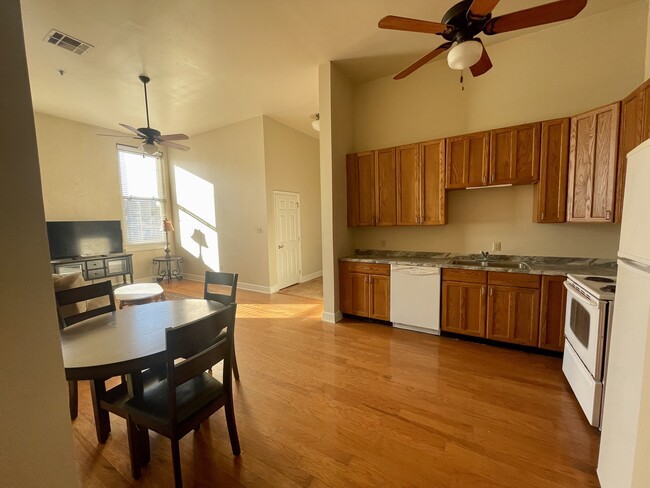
[311,113,320,132]
[447,40,483,70]
[141,141,159,155]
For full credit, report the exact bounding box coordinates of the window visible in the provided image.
[117,145,166,246]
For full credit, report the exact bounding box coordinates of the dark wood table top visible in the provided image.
[60,299,225,381]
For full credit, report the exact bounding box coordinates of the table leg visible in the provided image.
[90,379,111,443]
[125,371,150,475]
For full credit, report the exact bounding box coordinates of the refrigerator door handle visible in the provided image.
[619,257,650,273]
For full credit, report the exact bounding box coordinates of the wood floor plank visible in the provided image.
[68,279,601,487]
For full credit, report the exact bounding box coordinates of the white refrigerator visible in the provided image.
[598,139,650,488]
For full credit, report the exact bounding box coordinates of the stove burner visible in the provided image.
[585,276,615,283]
[601,285,616,293]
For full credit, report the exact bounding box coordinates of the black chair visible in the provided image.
[203,271,240,379]
[117,304,240,487]
[55,281,116,419]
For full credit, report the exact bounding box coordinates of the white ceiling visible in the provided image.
[20,0,638,138]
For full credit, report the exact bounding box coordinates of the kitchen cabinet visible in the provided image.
[486,272,540,347]
[538,275,567,352]
[489,123,540,185]
[396,144,420,225]
[566,102,620,223]
[615,79,650,222]
[376,148,397,226]
[346,154,359,226]
[396,140,446,226]
[339,261,390,321]
[356,151,376,226]
[441,269,487,337]
[533,118,570,223]
[445,131,490,189]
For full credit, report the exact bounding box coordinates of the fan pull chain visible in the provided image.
[460,71,464,91]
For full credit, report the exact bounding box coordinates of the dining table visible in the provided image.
[60,298,226,450]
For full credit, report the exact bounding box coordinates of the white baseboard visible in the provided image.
[180,273,204,282]
[238,282,274,294]
[322,310,343,323]
[301,270,322,283]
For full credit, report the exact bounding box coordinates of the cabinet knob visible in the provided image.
[541,212,545,220]
[482,286,486,295]
[489,287,493,297]
[606,210,611,221]
[491,174,495,182]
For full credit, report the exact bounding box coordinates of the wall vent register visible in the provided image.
[44,29,93,55]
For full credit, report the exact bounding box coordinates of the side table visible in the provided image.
[153,256,183,284]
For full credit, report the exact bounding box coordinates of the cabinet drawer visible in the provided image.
[86,260,105,270]
[488,272,540,289]
[87,269,106,279]
[344,262,390,276]
[442,268,487,284]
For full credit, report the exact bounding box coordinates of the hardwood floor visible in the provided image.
[71,279,601,487]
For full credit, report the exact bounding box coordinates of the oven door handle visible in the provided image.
[564,280,598,308]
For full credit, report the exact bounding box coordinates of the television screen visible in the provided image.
[47,221,124,259]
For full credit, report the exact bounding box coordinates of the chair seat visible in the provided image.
[125,373,224,426]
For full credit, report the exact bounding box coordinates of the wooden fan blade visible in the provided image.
[157,133,189,141]
[468,0,500,20]
[379,15,451,35]
[119,123,147,138]
[483,0,587,35]
[96,134,139,138]
[470,42,493,77]
[158,140,190,151]
[394,42,453,80]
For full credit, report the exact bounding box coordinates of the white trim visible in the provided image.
[181,273,205,283]
[300,270,322,283]
[238,281,274,294]
[322,311,343,323]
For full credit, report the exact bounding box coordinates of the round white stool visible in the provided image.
[114,283,166,309]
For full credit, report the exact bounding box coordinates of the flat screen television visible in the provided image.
[46,220,124,260]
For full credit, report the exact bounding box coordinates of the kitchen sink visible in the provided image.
[451,259,530,270]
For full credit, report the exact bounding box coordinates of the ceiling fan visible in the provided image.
[379,0,587,80]
[98,75,190,154]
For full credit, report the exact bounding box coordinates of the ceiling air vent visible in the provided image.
[43,29,93,55]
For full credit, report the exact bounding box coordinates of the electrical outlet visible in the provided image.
[380,239,387,248]
[492,241,501,252]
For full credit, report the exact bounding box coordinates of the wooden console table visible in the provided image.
[51,253,133,284]
[153,255,183,284]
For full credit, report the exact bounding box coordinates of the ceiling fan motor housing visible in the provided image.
[442,0,491,43]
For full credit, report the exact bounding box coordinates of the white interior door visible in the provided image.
[274,191,301,289]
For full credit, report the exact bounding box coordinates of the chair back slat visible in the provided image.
[204,272,238,305]
[55,281,116,327]
[165,304,236,410]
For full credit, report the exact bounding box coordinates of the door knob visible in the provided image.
[278,244,285,249]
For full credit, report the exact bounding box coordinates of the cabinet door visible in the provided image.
[489,123,540,185]
[538,275,567,351]
[420,139,446,225]
[441,281,486,337]
[356,151,376,226]
[486,285,540,346]
[615,88,644,222]
[375,148,397,226]
[534,118,570,223]
[396,144,420,225]
[567,102,620,223]
[346,154,359,227]
[445,132,489,189]
[369,274,390,321]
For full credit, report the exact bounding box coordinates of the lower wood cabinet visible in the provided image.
[538,275,567,351]
[339,261,390,321]
[441,269,487,337]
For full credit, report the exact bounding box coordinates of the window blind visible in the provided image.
[117,145,166,245]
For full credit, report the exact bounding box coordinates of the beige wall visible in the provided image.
[349,2,647,260]
[34,113,172,281]
[263,116,321,289]
[0,1,79,485]
[167,116,271,290]
[319,62,356,321]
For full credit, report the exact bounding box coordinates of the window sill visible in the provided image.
[125,244,166,253]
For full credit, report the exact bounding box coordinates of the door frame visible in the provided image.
[273,190,303,289]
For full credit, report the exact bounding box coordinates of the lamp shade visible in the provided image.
[447,40,483,70]
[163,219,175,232]
[141,141,159,155]
[191,229,208,248]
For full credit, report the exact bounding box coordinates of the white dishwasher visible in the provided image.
[390,265,441,335]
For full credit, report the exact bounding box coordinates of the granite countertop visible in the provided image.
[341,250,617,277]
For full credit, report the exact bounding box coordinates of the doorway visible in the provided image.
[274,191,302,290]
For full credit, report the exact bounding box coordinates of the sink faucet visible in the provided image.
[480,251,490,261]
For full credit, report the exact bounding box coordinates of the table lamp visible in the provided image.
[163,219,175,258]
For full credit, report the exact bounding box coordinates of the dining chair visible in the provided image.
[55,280,117,420]
[203,271,240,379]
[114,304,240,487]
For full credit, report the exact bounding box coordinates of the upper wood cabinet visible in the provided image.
[396,144,420,226]
[489,123,540,185]
[533,118,570,223]
[420,139,446,225]
[567,102,620,223]
[616,79,650,222]
[445,131,490,189]
[375,148,397,226]
[346,154,359,227]
[356,151,376,226]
